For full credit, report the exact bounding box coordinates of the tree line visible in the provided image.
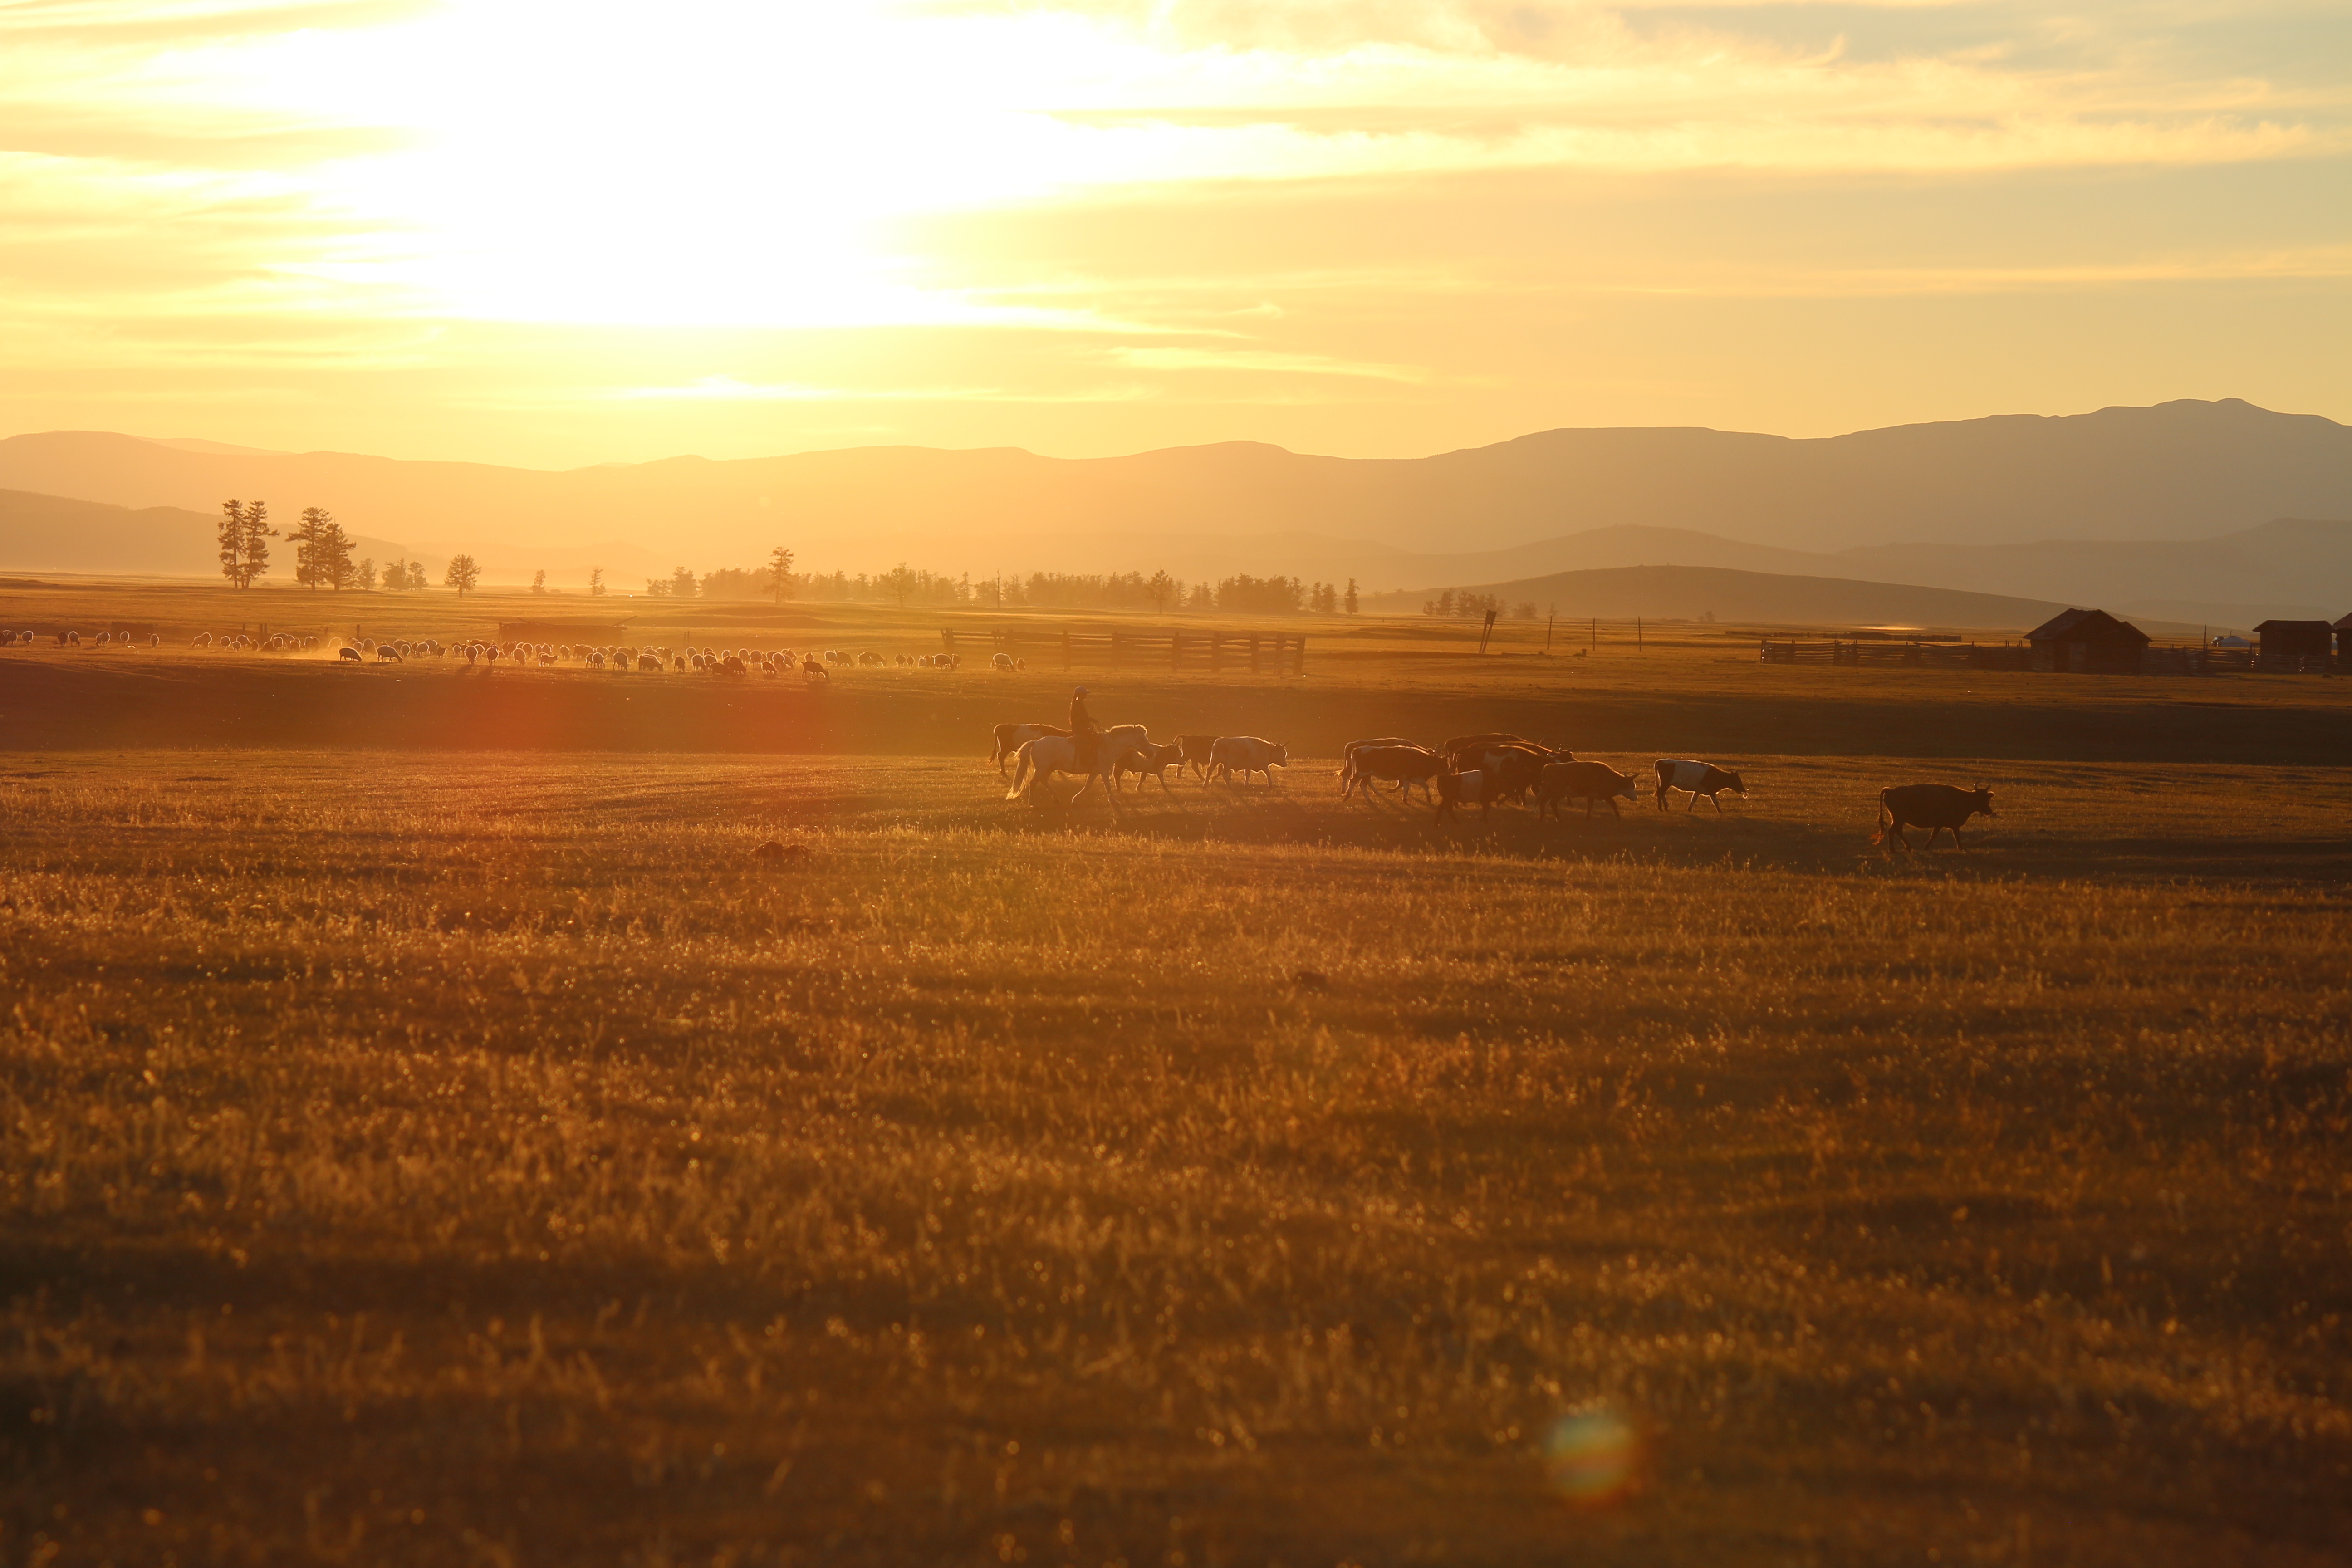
[213,516,1369,617]
[637,550,1361,615]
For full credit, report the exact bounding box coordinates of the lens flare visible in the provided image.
[1541,1403,1643,1506]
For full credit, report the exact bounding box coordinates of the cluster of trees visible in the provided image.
[1422,590,1541,620]
[650,550,1363,616]
[217,498,457,594]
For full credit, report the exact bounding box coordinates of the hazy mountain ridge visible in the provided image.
[0,489,410,582]
[1361,564,2101,634]
[1,400,2346,626]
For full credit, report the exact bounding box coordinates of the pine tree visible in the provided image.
[407,560,428,592]
[589,566,605,598]
[445,554,480,598]
[240,502,275,587]
[531,570,547,595]
[217,500,245,587]
[291,507,329,589]
[767,545,794,603]
[322,518,354,589]
[1344,577,1359,614]
[358,558,378,591]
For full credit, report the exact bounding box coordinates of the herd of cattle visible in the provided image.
[991,719,1999,850]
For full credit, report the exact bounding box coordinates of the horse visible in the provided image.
[1005,733,1145,808]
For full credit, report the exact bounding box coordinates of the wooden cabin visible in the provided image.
[2253,619,2333,671]
[2024,608,2150,673]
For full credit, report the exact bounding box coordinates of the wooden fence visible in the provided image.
[1759,640,2268,675]
[966,627,1306,676]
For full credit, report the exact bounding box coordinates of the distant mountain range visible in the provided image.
[0,490,411,581]
[1362,564,2166,635]
[0,399,2345,628]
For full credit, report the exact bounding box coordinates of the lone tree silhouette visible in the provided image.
[767,545,795,603]
[445,554,480,598]
[216,500,245,587]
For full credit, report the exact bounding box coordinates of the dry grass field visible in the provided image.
[2,580,2350,1566]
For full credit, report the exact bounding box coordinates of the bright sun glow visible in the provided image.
[0,0,2345,457]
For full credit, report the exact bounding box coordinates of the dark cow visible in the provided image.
[1344,744,1444,805]
[1442,731,1536,756]
[1177,734,1219,783]
[1433,769,1494,823]
[1654,759,1745,813]
[1536,760,1641,820]
[991,722,1068,776]
[1873,784,1996,853]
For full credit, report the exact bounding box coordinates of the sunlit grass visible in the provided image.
[2,753,2347,1564]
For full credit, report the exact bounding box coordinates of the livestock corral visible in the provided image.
[3,580,2351,1567]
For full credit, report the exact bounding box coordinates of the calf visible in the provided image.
[1654,759,1746,813]
[1536,760,1641,820]
[1872,784,1995,853]
[1117,740,1187,793]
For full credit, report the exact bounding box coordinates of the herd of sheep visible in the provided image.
[6,629,162,647]
[8,629,1039,677]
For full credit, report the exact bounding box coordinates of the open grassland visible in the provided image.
[8,627,2352,769]
[3,751,2349,1566]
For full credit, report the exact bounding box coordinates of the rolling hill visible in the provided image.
[1362,564,2132,634]
[0,489,410,581]
[0,399,2339,572]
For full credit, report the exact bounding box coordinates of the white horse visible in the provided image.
[1006,729,1148,807]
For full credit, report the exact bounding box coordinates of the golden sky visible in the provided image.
[2,0,2346,465]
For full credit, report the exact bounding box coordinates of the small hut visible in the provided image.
[2254,619,2333,671]
[2024,608,2150,674]
[2333,612,2352,659]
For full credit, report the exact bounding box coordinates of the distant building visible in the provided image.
[2253,619,2333,671]
[2334,612,2352,658]
[2024,608,2150,673]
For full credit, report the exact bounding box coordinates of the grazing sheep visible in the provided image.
[338,647,363,662]
[376,644,403,662]
[992,652,1014,671]
[638,652,661,672]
